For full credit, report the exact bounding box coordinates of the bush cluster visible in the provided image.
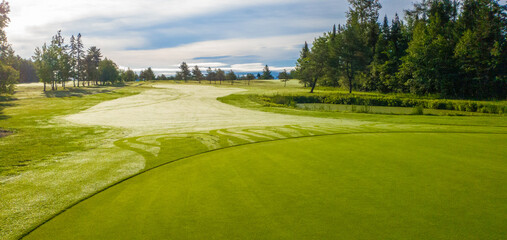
[261,93,507,114]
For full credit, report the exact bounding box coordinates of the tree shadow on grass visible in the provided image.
[0,95,15,121]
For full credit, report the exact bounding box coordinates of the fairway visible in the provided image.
[63,84,353,135]
[24,133,507,239]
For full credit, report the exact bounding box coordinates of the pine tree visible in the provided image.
[347,0,382,61]
[178,62,191,82]
[399,0,459,96]
[261,65,274,79]
[454,0,507,98]
[69,35,77,87]
[75,33,84,87]
[216,68,225,84]
[140,67,155,81]
[206,67,215,84]
[296,42,312,87]
[192,65,203,83]
[85,46,102,85]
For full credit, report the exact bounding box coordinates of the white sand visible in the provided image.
[63,84,359,134]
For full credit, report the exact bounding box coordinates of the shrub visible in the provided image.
[260,93,506,114]
[412,105,424,115]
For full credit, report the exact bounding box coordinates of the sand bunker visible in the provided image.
[63,84,357,134]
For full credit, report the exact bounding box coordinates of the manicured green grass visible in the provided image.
[24,133,507,239]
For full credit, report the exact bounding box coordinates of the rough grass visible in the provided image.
[295,103,493,116]
[0,83,147,240]
[24,133,507,239]
[0,85,141,176]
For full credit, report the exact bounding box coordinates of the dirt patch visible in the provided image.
[0,129,12,138]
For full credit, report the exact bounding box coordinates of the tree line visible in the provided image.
[135,63,293,85]
[33,31,126,91]
[296,0,507,99]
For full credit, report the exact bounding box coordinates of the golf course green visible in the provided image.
[23,133,507,239]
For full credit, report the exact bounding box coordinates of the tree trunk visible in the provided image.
[349,76,352,94]
[284,81,287,87]
[44,82,46,91]
[310,77,318,93]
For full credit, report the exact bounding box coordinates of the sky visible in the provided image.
[7,0,416,75]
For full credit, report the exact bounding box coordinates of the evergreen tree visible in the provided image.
[75,33,85,87]
[69,35,77,87]
[295,42,313,87]
[347,0,382,61]
[12,57,38,83]
[192,65,203,83]
[179,62,191,82]
[454,0,507,98]
[308,36,332,93]
[206,67,215,84]
[85,46,102,85]
[216,68,225,84]
[33,43,58,91]
[260,65,274,79]
[399,0,459,96]
[140,67,155,81]
[339,17,370,93]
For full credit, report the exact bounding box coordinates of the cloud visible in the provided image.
[6,0,421,72]
[230,63,294,72]
[106,32,319,69]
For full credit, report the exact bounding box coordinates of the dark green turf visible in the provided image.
[24,133,507,239]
